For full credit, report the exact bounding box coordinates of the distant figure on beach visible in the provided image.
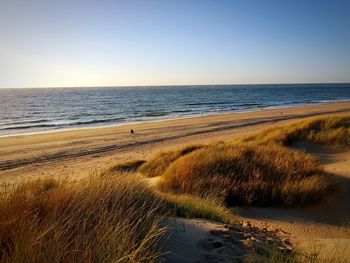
[130,129,134,134]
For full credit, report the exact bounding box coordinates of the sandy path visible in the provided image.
[160,218,234,263]
[160,218,292,263]
[235,143,350,260]
[1,101,350,186]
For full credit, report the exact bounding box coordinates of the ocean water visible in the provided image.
[1,83,350,136]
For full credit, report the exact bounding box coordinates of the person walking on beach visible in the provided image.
[130,129,134,134]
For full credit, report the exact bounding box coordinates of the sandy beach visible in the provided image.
[1,101,350,186]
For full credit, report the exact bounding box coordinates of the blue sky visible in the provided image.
[0,0,349,88]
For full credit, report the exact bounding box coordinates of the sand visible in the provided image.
[160,218,292,262]
[1,101,350,186]
[160,218,232,263]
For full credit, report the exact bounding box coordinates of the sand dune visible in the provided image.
[235,142,350,260]
[159,142,350,262]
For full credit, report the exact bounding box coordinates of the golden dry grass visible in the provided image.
[0,170,237,262]
[157,143,336,206]
[160,193,235,224]
[102,159,146,175]
[136,115,350,207]
[138,144,203,177]
[0,174,167,263]
[241,115,350,147]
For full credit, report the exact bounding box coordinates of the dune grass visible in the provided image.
[161,193,235,224]
[0,175,167,263]
[0,169,237,262]
[134,115,350,207]
[138,144,203,177]
[241,115,350,147]
[101,159,146,175]
[157,142,336,206]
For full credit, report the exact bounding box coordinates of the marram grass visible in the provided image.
[0,175,166,263]
[136,115,349,207]
[157,142,336,206]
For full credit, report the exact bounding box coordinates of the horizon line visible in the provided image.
[1,81,350,89]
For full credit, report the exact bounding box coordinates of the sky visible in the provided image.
[0,0,350,88]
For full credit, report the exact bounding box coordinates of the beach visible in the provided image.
[1,101,350,186]
[2,1,350,261]
[1,100,350,262]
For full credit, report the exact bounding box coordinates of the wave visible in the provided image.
[186,101,237,106]
[186,102,262,107]
[235,103,262,107]
[1,124,57,131]
[144,112,167,117]
[2,119,49,126]
[72,117,125,126]
[0,117,126,131]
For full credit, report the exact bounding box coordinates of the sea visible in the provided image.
[1,83,350,137]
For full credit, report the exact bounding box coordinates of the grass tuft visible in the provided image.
[157,142,337,207]
[0,174,166,263]
[102,159,146,175]
[0,170,236,262]
[161,194,235,224]
[138,144,203,177]
[241,115,350,147]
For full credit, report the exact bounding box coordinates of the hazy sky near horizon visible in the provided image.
[1,0,350,88]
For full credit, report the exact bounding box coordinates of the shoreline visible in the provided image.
[1,99,350,139]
